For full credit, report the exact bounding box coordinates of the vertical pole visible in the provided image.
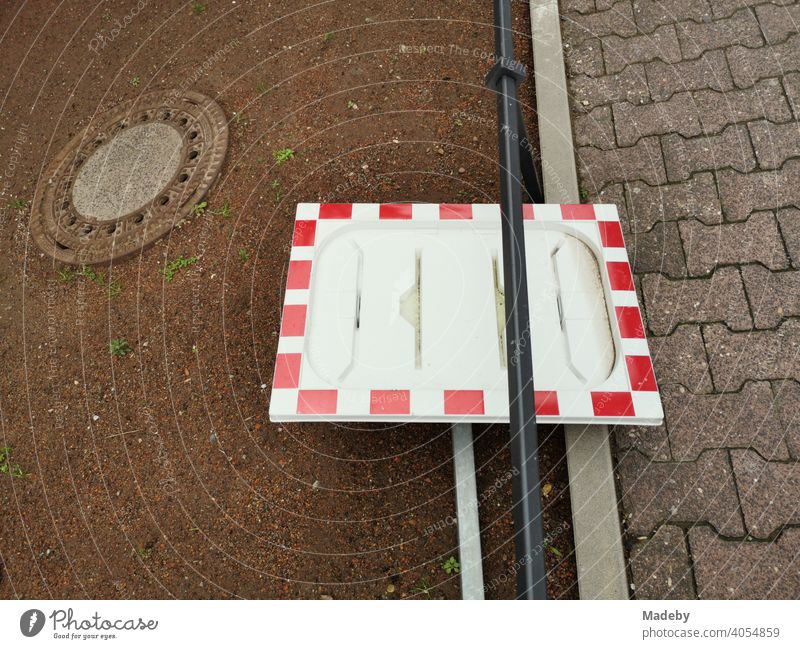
[490,0,547,600]
[452,423,485,600]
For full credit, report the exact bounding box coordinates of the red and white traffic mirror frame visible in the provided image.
[269,202,662,426]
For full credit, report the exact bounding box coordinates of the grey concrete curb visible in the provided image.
[452,423,485,600]
[529,0,630,600]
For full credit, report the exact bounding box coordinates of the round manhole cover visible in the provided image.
[32,90,229,265]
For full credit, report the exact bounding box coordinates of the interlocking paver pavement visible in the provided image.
[629,526,696,598]
[561,0,800,598]
[689,527,800,598]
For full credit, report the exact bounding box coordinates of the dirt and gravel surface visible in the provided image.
[0,0,577,599]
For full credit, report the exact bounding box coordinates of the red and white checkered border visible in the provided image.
[269,203,663,425]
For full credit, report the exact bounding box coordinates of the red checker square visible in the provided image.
[370,390,411,415]
[523,204,534,220]
[379,204,413,220]
[292,220,317,246]
[440,204,473,220]
[286,260,312,290]
[297,390,338,415]
[561,204,596,220]
[280,304,307,337]
[598,220,625,248]
[626,355,658,392]
[616,306,645,338]
[535,390,559,416]
[444,390,485,415]
[607,261,635,291]
[319,203,352,219]
[273,353,302,388]
[591,391,634,417]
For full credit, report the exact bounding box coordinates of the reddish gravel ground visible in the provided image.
[0,0,577,599]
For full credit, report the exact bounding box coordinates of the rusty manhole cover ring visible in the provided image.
[32,90,229,265]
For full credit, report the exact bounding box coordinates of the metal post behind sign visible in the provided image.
[486,0,547,600]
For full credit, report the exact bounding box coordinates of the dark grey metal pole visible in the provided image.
[487,0,547,600]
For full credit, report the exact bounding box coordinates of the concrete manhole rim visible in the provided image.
[31,89,229,266]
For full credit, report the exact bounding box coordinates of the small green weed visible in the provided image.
[213,201,232,218]
[109,338,131,357]
[347,99,358,110]
[579,188,589,202]
[58,266,121,297]
[0,447,27,478]
[131,76,141,87]
[409,577,437,599]
[545,542,563,558]
[191,201,208,216]
[7,198,28,211]
[135,547,152,559]
[273,148,294,165]
[441,556,460,575]
[78,265,105,286]
[192,3,206,15]
[323,31,335,42]
[58,268,77,283]
[107,280,122,299]
[161,255,198,282]
[233,112,251,133]
[238,248,249,262]
[271,180,282,203]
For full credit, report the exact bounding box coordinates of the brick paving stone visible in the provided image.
[573,105,617,148]
[677,8,764,59]
[629,525,696,599]
[604,24,682,75]
[613,92,703,146]
[663,382,789,461]
[569,65,650,110]
[646,49,734,102]
[617,449,745,536]
[562,1,638,46]
[772,379,800,458]
[595,182,630,227]
[710,0,794,20]
[563,0,598,14]
[748,119,800,170]
[662,124,756,182]
[727,34,800,89]
[717,158,800,222]
[689,526,800,599]
[615,422,672,460]
[627,221,688,276]
[741,264,800,328]
[693,78,792,133]
[565,38,606,78]
[755,1,800,44]
[681,211,789,275]
[633,0,712,33]
[732,449,800,538]
[576,135,667,187]
[704,320,800,391]
[627,172,721,232]
[650,324,715,393]
[777,207,800,267]
[642,267,752,335]
[784,72,800,119]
